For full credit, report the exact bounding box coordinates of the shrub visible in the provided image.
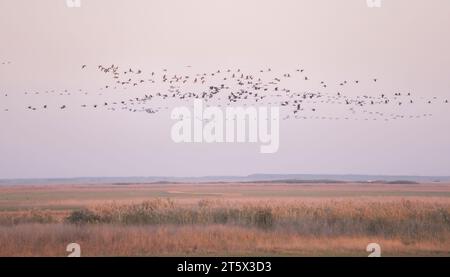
[66,210,100,224]
[253,209,274,229]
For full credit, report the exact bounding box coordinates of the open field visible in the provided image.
[0,183,449,256]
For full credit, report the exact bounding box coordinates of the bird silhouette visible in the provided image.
[4,64,447,122]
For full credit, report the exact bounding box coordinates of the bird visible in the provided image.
[7,63,444,123]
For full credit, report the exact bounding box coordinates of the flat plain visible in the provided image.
[0,182,449,256]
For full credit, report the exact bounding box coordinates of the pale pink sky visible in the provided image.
[0,0,449,178]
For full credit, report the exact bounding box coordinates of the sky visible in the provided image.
[0,0,449,179]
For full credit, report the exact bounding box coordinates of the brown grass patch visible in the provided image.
[0,224,448,257]
[0,183,449,256]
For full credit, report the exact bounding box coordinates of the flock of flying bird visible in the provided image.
[1,62,449,122]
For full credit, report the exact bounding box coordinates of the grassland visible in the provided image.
[0,183,449,256]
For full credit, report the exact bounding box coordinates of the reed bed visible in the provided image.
[1,198,449,256]
[59,199,450,240]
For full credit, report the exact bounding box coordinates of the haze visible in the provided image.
[0,0,449,179]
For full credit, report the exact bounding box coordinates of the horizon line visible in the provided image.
[1,173,450,182]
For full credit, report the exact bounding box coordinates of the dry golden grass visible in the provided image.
[0,183,449,256]
[57,198,450,241]
[0,224,448,257]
